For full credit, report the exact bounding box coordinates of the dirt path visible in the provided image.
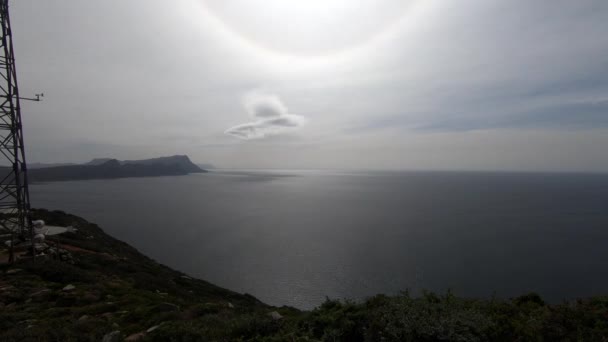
[58,243,115,259]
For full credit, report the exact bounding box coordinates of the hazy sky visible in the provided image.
[11,0,608,171]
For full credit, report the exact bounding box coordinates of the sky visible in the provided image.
[10,0,608,171]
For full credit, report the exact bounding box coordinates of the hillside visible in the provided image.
[121,155,204,173]
[1,210,607,341]
[26,155,206,183]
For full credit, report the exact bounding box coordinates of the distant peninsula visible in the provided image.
[25,155,207,183]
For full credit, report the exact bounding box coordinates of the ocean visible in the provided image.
[29,170,608,309]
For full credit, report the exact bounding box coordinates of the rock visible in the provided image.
[268,311,283,320]
[125,332,146,341]
[31,289,50,296]
[62,284,75,291]
[19,319,37,325]
[78,315,89,321]
[34,243,48,252]
[56,249,74,262]
[30,289,52,302]
[227,302,234,309]
[147,324,161,333]
[81,292,100,303]
[156,302,180,312]
[101,330,121,342]
[6,269,22,275]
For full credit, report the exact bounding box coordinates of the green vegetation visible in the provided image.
[1,210,607,341]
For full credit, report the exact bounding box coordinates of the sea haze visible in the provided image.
[30,170,608,309]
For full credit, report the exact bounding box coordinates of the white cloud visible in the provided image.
[225,91,307,140]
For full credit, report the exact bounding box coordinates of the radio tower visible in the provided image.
[0,0,36,262]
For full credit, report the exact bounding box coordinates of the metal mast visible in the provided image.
[0,0,33,261]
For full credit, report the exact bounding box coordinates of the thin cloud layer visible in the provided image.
[226,92,307,140]
[13,0,608,171]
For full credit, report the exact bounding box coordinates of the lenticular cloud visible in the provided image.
[225,92,307,140]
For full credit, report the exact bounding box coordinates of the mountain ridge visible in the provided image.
[24,155,206,182]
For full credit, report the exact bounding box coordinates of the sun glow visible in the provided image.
[196,0,424,71]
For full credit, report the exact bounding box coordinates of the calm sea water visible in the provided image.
[30,170,608,309]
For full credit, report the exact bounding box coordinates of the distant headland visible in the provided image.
[24,155,207,182]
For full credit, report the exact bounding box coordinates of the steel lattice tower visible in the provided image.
[0,0,33,261]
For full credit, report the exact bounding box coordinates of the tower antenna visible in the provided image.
[0,0,40,262]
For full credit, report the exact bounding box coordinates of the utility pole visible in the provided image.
[0,0,37,262]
